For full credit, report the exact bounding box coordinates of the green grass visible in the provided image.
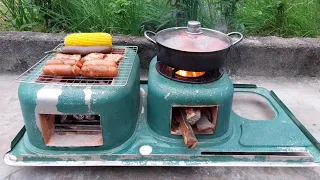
[46,0,173,35]
[0,0,45,31]
[47,0,140,34]
[236,0,320,37]
[0,0,319,37]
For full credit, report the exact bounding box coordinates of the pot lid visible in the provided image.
[156,21,231,52]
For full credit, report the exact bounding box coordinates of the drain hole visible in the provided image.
[232,92,276,120]
[39,114,103,147]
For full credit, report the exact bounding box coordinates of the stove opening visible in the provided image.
[170,106,218,149]
[171,106,218,135]
[39,114,103,147]
[156,61,223,84]
[175,70,206,78]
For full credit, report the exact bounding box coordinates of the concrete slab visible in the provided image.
[1,75,320,180]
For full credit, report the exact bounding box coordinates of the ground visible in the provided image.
[1,74,320,180]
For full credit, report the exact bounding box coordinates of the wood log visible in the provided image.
[175,110,198,149]
[183,107,201,125]
[196,115,215,132]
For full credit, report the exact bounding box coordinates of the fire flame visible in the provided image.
[175,70,205,78]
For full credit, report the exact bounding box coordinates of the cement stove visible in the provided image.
[4,47,320,167]
[148,60,233,142]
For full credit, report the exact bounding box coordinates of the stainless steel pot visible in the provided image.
[144,21,243,71]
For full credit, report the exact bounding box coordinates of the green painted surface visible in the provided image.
[7,84,320,165]
[18,83,45,150]
[57,87,88,114]
[147,58,234,139]
[18,54,140,151]
[8,57,320,166]
[240,121,310,147]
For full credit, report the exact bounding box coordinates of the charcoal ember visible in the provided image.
[184,107,201,125]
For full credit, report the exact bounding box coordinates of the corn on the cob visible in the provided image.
[64,33,112,47]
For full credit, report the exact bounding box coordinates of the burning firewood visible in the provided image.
[183,107,201,125]
[196,116,215,132]
[175,110,198,149]
[196,108,215,132]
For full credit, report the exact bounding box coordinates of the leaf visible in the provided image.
[19,22,39,30]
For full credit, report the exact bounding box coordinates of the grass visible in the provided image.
[45,0,173,35]
[0,16,6,31]
[236,0,320,37]
[47,0,142,34]
[0,0,45,31]
[0,0,319,37]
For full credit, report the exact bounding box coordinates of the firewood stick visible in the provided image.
[175,110,198,149]
[203,108,212,121]
[183,107,201,125]
[196,115,215,132]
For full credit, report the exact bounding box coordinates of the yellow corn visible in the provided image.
[64,33,112,47]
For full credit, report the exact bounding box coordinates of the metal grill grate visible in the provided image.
[16,46,138,87]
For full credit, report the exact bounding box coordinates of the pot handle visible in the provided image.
[144,31,157,44]
[227,32,243,45]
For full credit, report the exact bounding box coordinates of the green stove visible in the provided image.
[4,46,320,166]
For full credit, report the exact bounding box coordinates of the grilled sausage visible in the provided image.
[82,53,106,61]
[104,54,123,63]
[45,59,83,68]
[82,60,117,67]
[79,58,86,65]
[46,46,112,55]
[42,65,81,76]
[51,53,81,61]
[63,60,83,68]
[79,53,106,64]
[81,65,118,77]
[45,59,64,66]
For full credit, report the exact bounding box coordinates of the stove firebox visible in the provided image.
[148,57,234,140]
[39,114,103,147]
[156,61,223,84]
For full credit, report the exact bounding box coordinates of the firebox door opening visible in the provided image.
[170,106,218,135]
[39,114,103,147]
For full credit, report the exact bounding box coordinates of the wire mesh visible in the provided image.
[16,46,138,87]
